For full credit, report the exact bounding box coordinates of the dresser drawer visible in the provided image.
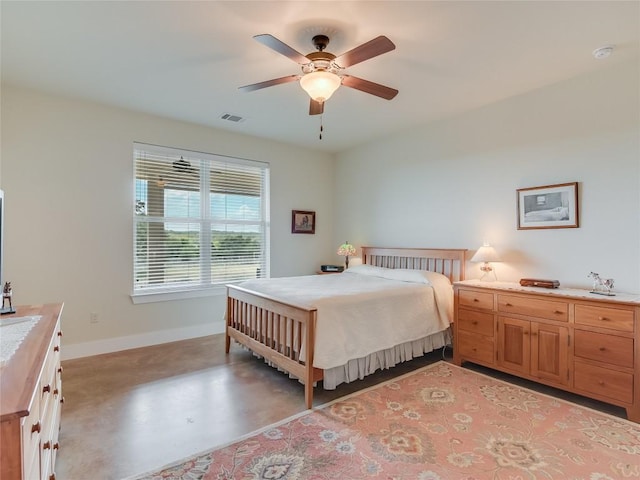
[41,445,53,480]
[50,397,62,469]
[457,309,494,337]
[497,294,568,322]
[458,289,494,310]
[40,369,56,421]
[574,360,633,404]
[23,443,40,480]
[42,335,59,387]
[457,329,494,364]
[20,393,41,471]
[575,304,634,333]
[574,330,634,368]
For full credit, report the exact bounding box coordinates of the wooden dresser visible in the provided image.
[1,304,64,480]
[453,281,640,422]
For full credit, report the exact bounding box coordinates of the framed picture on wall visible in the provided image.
[517,182,579,230]
[291,210,316,234]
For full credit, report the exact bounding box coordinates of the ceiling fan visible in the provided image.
[239,33,398,115]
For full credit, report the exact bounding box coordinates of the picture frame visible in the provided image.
[517,182,579,230]
[291,210,315,234]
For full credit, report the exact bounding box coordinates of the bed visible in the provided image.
[225,246,466,408]
[524,206,570,222]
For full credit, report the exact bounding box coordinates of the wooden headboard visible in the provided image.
[361,247,467,283]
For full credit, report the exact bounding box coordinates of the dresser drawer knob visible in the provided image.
[473,298,479,302]
[505,302,513,307]
[553,310,564,315]
[50,474,56,480]
[60,396,65,405]
[43,441,51,450]
[43,384,51,394]
[599,380,605,386]
[53,442,60,450]
[54,345,60,352]
[472,321,478,325]
[599,347,606,352]
[598,316,609,321]
[58,366,63,374]
[57,330,63,337]
[53,388,59,396]
[32,422,41,434]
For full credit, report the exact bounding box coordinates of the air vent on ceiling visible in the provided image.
[220,113,246,123]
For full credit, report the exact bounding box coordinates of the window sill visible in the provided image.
[130,285,227,304]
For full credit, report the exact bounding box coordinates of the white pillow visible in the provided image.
[345,265,451,287]
[420,270,453,289]
[380,268,431,284]
[343,264,388,277]
[383,269,453,286]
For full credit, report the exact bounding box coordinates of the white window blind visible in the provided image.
[133,143,270,295]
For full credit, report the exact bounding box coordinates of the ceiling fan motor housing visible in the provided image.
[303,35,340,74]
[312,34,330,51]
[302,52,339,74]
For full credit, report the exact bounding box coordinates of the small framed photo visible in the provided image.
[291,210,315,234]
[517,182,579,230]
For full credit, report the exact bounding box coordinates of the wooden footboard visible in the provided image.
[226,285,323,408]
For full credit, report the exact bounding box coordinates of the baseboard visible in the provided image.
[62,321,225,361]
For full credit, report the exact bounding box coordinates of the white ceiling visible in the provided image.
[2,1,638,154]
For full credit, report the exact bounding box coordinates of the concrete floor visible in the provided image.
[55,334,626,480]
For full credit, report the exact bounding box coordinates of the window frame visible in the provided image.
[131,142,270,303]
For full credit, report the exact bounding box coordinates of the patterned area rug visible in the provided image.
[128,362,639,480]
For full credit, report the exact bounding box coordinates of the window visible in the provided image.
[133,143,269,298]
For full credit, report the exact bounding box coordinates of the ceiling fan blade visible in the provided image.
[239,75,300,92]
[309,99,324,115]
[334,36,396,68]
[253,34,309,64]
[341,75,398,100]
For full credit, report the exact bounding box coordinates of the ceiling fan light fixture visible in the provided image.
[299,71,341,102]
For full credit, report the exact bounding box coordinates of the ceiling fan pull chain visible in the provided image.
[319,116,324,140]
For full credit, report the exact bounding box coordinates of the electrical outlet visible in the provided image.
[90,312,99,324]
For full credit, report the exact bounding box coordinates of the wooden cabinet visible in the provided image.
[496,316,531,375]
[0,304,64,480]
[453,282,640,422]
[495,292,570,385]
[496,316,569,385]
[529,322,569,385]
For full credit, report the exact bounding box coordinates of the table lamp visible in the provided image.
[470,243,501,281]
[337,241,357,269]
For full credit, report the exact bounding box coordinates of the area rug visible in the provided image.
[128,361,640,480]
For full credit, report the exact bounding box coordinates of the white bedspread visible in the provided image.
[238,270,452,370]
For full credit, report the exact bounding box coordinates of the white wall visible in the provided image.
[334,59,640,293]
[2,58,638,360]
[0,86,335,357]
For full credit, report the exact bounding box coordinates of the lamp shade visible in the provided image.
[300,71,341,102]
[470,244,501,263]
[337,242,356,257]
